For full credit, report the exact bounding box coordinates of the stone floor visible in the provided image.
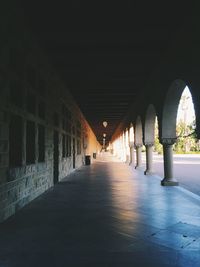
[0,153,200,267]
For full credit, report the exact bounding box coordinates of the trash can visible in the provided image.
[93,153,96,159]
[85,155,91,165]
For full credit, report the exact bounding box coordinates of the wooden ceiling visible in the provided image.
[20,1,194,144]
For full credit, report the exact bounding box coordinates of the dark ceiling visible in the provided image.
[20,1,194,145]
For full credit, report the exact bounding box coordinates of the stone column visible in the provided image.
[129,142,135,166]
[125,145,130,163]
[144,143,154,175]
[161,138,179,186]
[126,154,130,164]
[135,144,142,169]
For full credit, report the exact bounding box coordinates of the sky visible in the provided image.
[176,86,196,125]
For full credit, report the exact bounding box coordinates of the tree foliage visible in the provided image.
[174,120,198,153]
[153,119,199,154]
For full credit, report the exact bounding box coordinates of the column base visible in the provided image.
[125,156,130,164]
[135,166,143,171]
[161,178,179,186]
[144,170,154,175]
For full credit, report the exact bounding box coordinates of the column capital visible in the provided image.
[129,141,134,148]
[144,142,154,147]
[161,138,176,146]
[135,143,143,148]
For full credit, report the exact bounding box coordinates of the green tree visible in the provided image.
[154,136,163,154]
[174,120,198,153]
[154,117,163,154]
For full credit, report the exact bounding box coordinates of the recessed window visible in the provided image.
[62,134,66,158]
[26,120,35,164]
[77,139,81,155]
[38,124,45,162]
[9,114,23,167]
[62,104,71,133]
[67,135,71,157]
[62,134,71,157]
[76,121,81,155]
[77,121,81,138]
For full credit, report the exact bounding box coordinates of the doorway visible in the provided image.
[53,131,59,184]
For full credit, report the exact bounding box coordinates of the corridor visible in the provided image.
[0,153,200,267]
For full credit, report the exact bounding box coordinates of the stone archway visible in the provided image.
[125,128,130,163]
[144,104,156,144]
[144,104,157,175]
[161,79,194,186]
[135,116,143,145]
[135,116,143,169]
[129,123,134,144]
[162,79,186,140]
[129,123,135,166]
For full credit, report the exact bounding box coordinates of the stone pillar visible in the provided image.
[161,138,179,186]
[125,145,130,163]
[129,142,135,166]
[135,144,142,169]
[126,154,130,164]
[144,143,154,175]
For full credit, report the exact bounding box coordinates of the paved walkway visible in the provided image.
[0,153,200,266]
[152,154,200,196]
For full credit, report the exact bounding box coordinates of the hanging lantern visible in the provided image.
[103,121,108,128]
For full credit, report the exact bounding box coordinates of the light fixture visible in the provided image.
[103,121,108,128]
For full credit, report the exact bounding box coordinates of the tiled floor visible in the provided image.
[0,153,200,266]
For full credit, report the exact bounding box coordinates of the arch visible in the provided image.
[122,131,126,161]
[135,116,143,145]
[162,79,187,139]
[112,134,121,157]
[124,128,130,162]
[144,104,156,144]
[125,128,129,147]
[129,123,134,144]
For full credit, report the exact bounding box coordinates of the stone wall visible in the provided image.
[0,6,100,222]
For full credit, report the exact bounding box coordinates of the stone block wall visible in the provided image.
[0,6,101,222]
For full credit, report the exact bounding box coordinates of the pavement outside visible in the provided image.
[0,152,200,267]
[151,153,200,196]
